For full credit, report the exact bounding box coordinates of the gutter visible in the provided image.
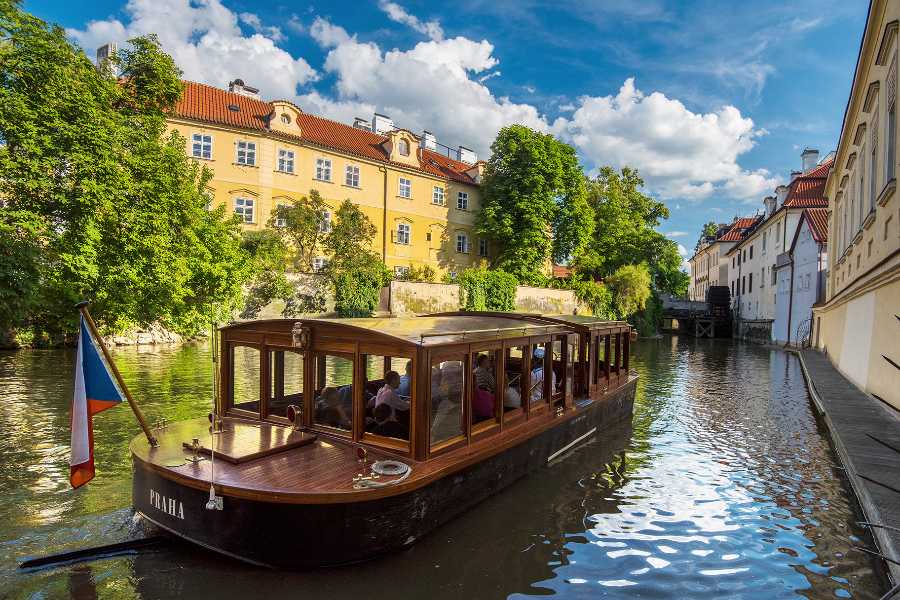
[381,166,388,262]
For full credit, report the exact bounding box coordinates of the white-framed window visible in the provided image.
[192,133,212,159]
[345,164,360,187]
[319,211,331,234]
[398,177,411,199]
[479,239,489,257]
[395,266,410,278]
[234,197,254,223]
[399,139,409,156]
[457,191,468,211]
[277,149,295,174]
[433,186,444,206]
[316,157,332,182]
[236,141,256,166]
[870,116,878,212]
[275,202,288,227]
[312,257,328,272]
[456,234,468,253]
[396,223,410,244]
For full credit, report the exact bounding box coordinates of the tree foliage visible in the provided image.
[267,189,330,272]
[571,166,688,298]
[695,220,718,250]
[606,263,652,319]
[319,200,391,318]
[457,263,517,312]
[476,125,593,286]
[0,3,266,338]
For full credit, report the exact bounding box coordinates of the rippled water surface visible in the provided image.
[0,336,891,599]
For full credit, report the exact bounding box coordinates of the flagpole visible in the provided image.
[75,301,158,448]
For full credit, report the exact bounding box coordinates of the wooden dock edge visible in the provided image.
[795,349,900,585]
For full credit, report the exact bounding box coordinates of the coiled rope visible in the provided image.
[356,460,411,488]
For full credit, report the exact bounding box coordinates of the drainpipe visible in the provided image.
[381,166,388,262]
[782,255,794,348]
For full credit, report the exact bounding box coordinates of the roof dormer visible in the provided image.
[382,129,421,168]
[269,101,303,137]
[465,160,487,183]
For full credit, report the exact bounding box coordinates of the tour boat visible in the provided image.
[129,312,638,567]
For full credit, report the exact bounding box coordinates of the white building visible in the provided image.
[773,209,828,345]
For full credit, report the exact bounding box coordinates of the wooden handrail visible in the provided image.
[419,324,554,343]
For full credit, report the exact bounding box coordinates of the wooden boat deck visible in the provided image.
[132,374,638,505]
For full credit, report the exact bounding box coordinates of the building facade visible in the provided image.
[814,0,900,407]
[169,80,487,279]
[773,209,828,344]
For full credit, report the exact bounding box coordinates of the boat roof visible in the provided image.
[422,311,629,332]
[220,315,572,347]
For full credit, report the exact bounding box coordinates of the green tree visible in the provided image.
[267,189,330,272]
[695,220,718,250]
[319,200,391,318]
[0,2,264,338]
[456,262,517,311]
[606,263,652,319]
[571,166,687,297]
[476,125,593,286]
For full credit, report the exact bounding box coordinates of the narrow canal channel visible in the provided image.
[0,336,891,598]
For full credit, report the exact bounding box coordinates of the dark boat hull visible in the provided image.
[132,379,636,568]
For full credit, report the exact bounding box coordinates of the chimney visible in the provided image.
[789,170,801,183]
[353,117,371,130]
[458,146,477,165]
[801,148,819,173]
[229,79,260,100]
[372,113,394,134]
[96,43,117,78]
[420,131,437,151]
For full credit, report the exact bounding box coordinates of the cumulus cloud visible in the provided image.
[66,0,317,100]
[378,1,443,41]
[66,0,776,206]
[677,244,688,256]
[666,231,689,237]
[238,12,284,42]
[552,78,778,201]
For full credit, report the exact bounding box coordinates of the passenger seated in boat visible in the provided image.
[375,371,410,419]
[315,387,351,429]
[503,374,521,409]
[371,402,409,440]
[431,373,463,443]
[398,360,412,397]
[340,376,373,411]
[530,348,556,403]
[472,374,494,420]
[473,354,494,392]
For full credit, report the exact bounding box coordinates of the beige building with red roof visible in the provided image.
[688,217,757,302]
[814,0,900,407]
[171,79,486,279]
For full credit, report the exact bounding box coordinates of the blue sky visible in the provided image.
[26,0,868,263]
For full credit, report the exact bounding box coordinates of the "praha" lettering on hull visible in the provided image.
[150,489,184,519]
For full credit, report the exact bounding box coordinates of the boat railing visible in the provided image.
[419,324,557,343]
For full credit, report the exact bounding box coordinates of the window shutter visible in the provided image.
[391,230,397,243]
[467,242,472,253]
[890,54,897,110]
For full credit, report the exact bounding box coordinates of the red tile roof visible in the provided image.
[804,208,828,243]
[552,264,572,279]
[175,81,478,185]
[782,159,833,208]
[717,216,762,241]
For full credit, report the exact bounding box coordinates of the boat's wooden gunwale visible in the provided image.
[131,374,636,505]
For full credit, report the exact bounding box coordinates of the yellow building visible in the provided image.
[814,0,900,406]
[169,80,487,279]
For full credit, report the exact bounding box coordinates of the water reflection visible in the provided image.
[0,337,891,599]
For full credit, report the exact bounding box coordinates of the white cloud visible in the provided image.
[239,12,285,42]
[552,79,778,202]
[523,85,535,93]
[67,0,317,100]
[378,1,443,41]
[67,1,775,207]
[666,231,688,237]
[677,244,688,256]
[286,14,304,34]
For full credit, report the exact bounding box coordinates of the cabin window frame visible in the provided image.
[224,340,264,420]
[501,340,529,427]
[468,342,503,443]
[358,346,415,455]
[264,345,306,424]
[526,336,553,420]
[308,350,356,438]
[426,348,470,458]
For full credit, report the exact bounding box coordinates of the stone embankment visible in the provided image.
[3,323,206,350]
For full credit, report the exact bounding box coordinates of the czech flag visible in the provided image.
[70,315,124,488]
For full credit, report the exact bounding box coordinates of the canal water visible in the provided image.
[0,336,891,599]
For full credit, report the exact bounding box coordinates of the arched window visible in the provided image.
[399,139,409,156]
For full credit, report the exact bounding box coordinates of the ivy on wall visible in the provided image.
[457,264,518,312]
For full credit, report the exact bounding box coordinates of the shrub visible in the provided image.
[457,263,517,312]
